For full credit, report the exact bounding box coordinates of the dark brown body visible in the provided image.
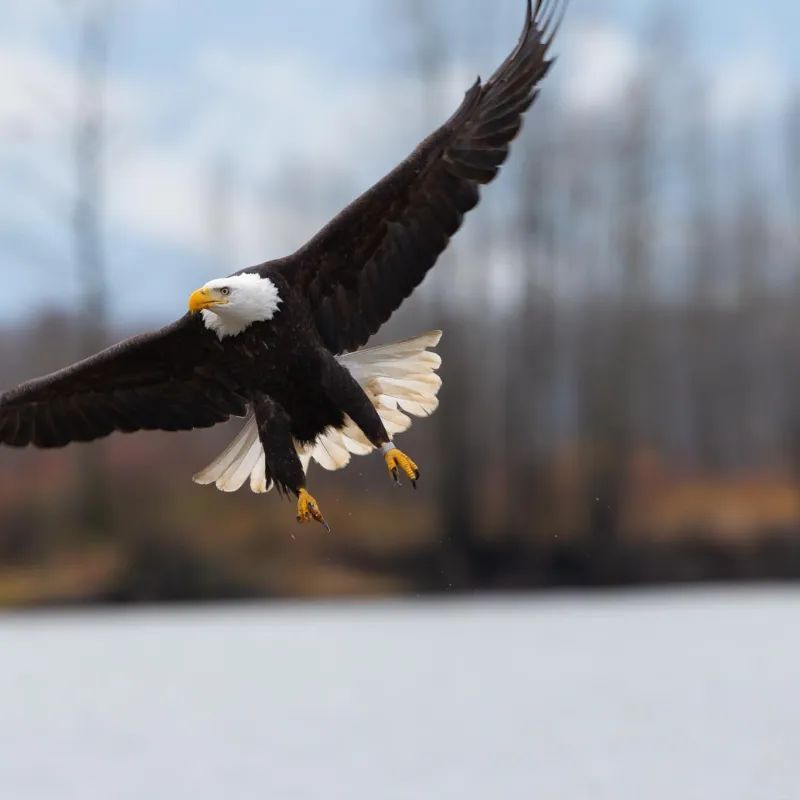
[192,271,392,493]
[216,273,349,445]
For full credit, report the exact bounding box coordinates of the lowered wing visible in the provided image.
[0,315,248,448]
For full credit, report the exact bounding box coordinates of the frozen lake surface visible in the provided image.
[1,589,798,800]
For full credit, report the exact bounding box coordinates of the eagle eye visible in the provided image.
[220,287,231,296]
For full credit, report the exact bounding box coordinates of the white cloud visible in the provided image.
[190,47,465,177]
[0,45,74,135]
[3,0,63,31]
[560,22,640,114]
[0,38,151,149]
[710,51,790,125]
[558,20,792,131]
[107,145,321,267]
[109,151,210,252]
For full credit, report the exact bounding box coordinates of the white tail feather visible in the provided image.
[192,414,259,491]
[249,453,272,494]
[193,331,443,493]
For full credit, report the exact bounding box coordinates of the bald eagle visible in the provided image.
[0,1,564,530]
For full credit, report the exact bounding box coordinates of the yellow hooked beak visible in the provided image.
[188,287,225,313]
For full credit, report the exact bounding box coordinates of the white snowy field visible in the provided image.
[0,589,798,800]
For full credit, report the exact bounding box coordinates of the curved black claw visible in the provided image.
[297,489,331,532]
[385,449,420,490]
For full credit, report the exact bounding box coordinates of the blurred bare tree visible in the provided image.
[68,0,114,533]
[207,154,237,270]
[394,0,486,588]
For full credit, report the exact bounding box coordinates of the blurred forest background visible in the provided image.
[1,0,799,605]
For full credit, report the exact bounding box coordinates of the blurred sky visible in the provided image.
[1,0,798,326]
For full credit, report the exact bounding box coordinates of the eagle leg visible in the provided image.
[253,395,329,528]
[384,448,420,490]
[297,488,330,532]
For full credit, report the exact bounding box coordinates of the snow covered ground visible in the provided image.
[1,589,798,800]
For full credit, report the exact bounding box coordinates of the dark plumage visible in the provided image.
[0,1,565,525]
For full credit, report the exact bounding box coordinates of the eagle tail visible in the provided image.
[192,331,443,493]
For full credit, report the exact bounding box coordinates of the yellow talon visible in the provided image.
[385,448,420,489]
[296,489,330,531]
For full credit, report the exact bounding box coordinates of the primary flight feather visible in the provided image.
[0,0,566,529]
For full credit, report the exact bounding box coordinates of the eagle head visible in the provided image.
[188,273,282,340]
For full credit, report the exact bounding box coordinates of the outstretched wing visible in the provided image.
[270,0,565,354]
[0,315,248,449]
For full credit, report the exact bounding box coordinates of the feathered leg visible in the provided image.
[252,394,329,530]
[317,348,420,488]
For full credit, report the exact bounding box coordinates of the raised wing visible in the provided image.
[0,315,248,448]
[272,0,565,354]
